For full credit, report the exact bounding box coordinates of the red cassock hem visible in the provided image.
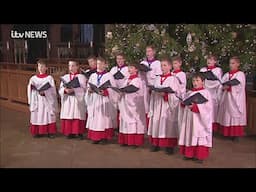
[149,136,177,147]
[61,119,85,136]
[118,133,144,146]
[179,145,209,160]
[212,122,219,132]
[87,128,114,141]
[30,122,57,136]
[219,125,244,136]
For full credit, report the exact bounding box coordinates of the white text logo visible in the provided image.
[11,30,48,39]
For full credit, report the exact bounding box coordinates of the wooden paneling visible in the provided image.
[0,71,9,99]
[3,69,32,103]
[0,62,88,112]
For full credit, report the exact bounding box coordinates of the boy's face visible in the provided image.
[128,66,138,75]
[161,61,171,74]
[69,61,79,73]
[172,60,181,70]
[37,63,47,74]
[88,59,97,69]
[116,55,125,67]
[207,58,217,67]
[97,60,106,71]
[192,77,204,88]
[229,59,239,70]
[146,47,155,59]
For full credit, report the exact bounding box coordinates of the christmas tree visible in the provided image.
[105,24,256,88]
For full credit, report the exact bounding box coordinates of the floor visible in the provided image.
[0,107,255,168]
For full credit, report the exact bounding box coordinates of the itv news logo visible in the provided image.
[11,30,47,39]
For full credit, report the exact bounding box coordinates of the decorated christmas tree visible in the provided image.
[105,24,256,88]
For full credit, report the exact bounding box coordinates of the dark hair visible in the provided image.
[128,62,139,69]
[207,54,218,61]
[192,72,205,81]
[230,56,240,64]
[172,56,182,63]
[37,59,47,66]
[87,55,97,61]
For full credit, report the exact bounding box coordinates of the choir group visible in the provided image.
[27,45,247,163]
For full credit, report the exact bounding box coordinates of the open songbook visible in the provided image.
[113,70,125,80]
[110,84,139,93]
[88,80,112,94]
[116,85,139,93]
[200,71,220,81]
[182,92,208,106]
[81,69,97,79]
[34,82,51,92]
[60,77,81,89]
[222,78,240,86]
[138,64,152,72]
[148,85,175,93]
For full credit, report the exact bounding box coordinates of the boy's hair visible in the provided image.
[230,56,240,64]
[207,54,218,61]
[87,55,97,61]
[68,59,80,65]
[192,72,205,81]
[128,62,139,69]
[116,52,125,58]
[171,56,182,63]
[160,56,172,65]
[97,56,106,63]
[37,59,47,66]
[146,45,156,50]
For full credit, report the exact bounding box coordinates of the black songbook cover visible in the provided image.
[88,83,101,94]
[37,82,51,92]
[183,92,208,106]
[138,64,152,72]
[222,78,240,86]
[61,77,81,89]
[88,83,100,94]
[113,71,125,80]
[99,80,111,89]
[148,85,175,93]
[201,71,219,81]
[88,80,112,94]
[152,87,175,93]
[81,69,97,79]
[119,85,139,93]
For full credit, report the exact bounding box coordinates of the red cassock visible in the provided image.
[59,73,87,136]
[217,70,247,137]
[27,74,58,136]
